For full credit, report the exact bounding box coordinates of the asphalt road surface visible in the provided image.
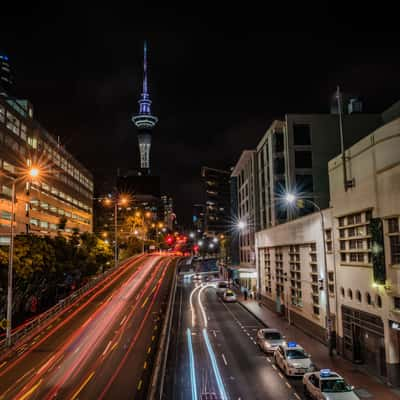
[165,276,306,400]
[0,254,176,400]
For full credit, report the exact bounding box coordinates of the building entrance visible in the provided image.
[342,305,386,377]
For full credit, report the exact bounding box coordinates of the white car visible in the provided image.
[256,328,285,354]
[216,281,229,296]
[274,341,315,376]
[303,369,360,399]
[222,289,237,303]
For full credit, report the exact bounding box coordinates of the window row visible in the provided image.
[340,287,382,308]
[29,218,73,233]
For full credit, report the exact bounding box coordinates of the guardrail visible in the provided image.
[0,255,141,353]
[147,258,179,400]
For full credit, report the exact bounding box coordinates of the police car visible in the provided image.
[274,341,315,376]
[303,369,360,399]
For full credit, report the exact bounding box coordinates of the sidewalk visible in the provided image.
[239,295,400,400]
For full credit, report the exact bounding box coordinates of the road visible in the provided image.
[0,254,176,400]
[165,276,306,400]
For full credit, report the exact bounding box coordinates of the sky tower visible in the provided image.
[132,41,158,175]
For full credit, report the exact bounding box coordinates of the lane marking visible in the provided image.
[111,341,119,351]
[141,296,149,308]
[202,328,228,400]
[285,381,291,389]
[272,364,277,370]
[19,379,43,400]
[266,357,271,363]
[120,314,127,326]
[143,361,147,369]
[278,372,284,379]
[294,393,301,400]
[187,328,198,400]
[71,371,95,400]
[0,361,7,368]
[147,346,151,354]
[151,335,155,341]
[221,354,228,366]
[137,379,143,390]
[102,340,112,356]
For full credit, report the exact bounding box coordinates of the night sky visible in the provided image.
[2,5,400,225]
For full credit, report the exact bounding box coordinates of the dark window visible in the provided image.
[295,151,312,168]
[388,218,399,233]
[376,295,382,308]
[293,124,311,145]
[296,174,314,193]
[274,133,284,153]
[274,157,285,174]
[366,292,371,305]
[390,236,400,264]
[394,297,400,310]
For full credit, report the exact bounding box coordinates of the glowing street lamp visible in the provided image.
[5,166,41,347]
[237,220,246,230]
[213,237,218,243]
[189,232,195,239]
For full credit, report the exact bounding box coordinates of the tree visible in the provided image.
[57,216,68,230]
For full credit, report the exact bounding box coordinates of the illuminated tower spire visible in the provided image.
[132,41,158,174]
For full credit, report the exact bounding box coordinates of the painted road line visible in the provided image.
[141,296,149,308]
[19,379,43,400]
[102,340,112,356]
[111,341,119,351]
[285,381,291,389]
[266,357,271,363]
[278,372,284,379]
[147,346,152,354]
[272,364,277,370]
[0,361,7,369]
[137,380,143,391]
[294,393,301,400]
[120,314,128,326]
[143,361,147,370]
[203,328,228,400]
[152,335,155,341]
[221,354,228,366]
[71,372,95,400]
[187,328,198,400]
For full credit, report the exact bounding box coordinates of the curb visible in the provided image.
[237,301,269,328]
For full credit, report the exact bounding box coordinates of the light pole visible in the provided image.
[5,167,40,347]
[104,195,128,268]
[285,193,333,356]
[135,211,151,254]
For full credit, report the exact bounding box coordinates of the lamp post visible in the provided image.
[5,167,40,347]
[103,195,128,269]
[285,193,333,356]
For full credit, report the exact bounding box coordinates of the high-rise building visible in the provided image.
[192,203,205,233]
[231,150,257,268]
[0,97,93,245]
[161,195,174,229]
[256,112,382,229]
[0,53,13,97]
[131,42,158,175]
[201,167,231,236]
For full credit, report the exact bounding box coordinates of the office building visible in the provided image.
[201,167,230,236]
[0,53,13,97]
[0,97,93,244]
[256,111,382,230]
[231,150,257,268]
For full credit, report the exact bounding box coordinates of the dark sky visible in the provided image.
[2,4,400,225]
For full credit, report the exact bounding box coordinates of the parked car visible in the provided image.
[222,289,237,303]
[216,281,228,296]
[303,369,360,399]
[256,328,285,354]
[274,341,315,376]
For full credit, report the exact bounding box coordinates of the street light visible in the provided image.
[5,166,41,347]
[285,192,333,356]
[103,194,129,269]
[237,220,246,230]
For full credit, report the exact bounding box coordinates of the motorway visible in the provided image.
[165,276,306,400]
[0,254,176,400]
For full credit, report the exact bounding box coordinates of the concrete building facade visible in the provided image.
[255,109,400,385]
[328,114,400,385]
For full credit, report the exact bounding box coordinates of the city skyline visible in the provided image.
[2,5,400,224]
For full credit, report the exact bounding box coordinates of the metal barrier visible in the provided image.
[0,255,141,353]
[147,258,180,400]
